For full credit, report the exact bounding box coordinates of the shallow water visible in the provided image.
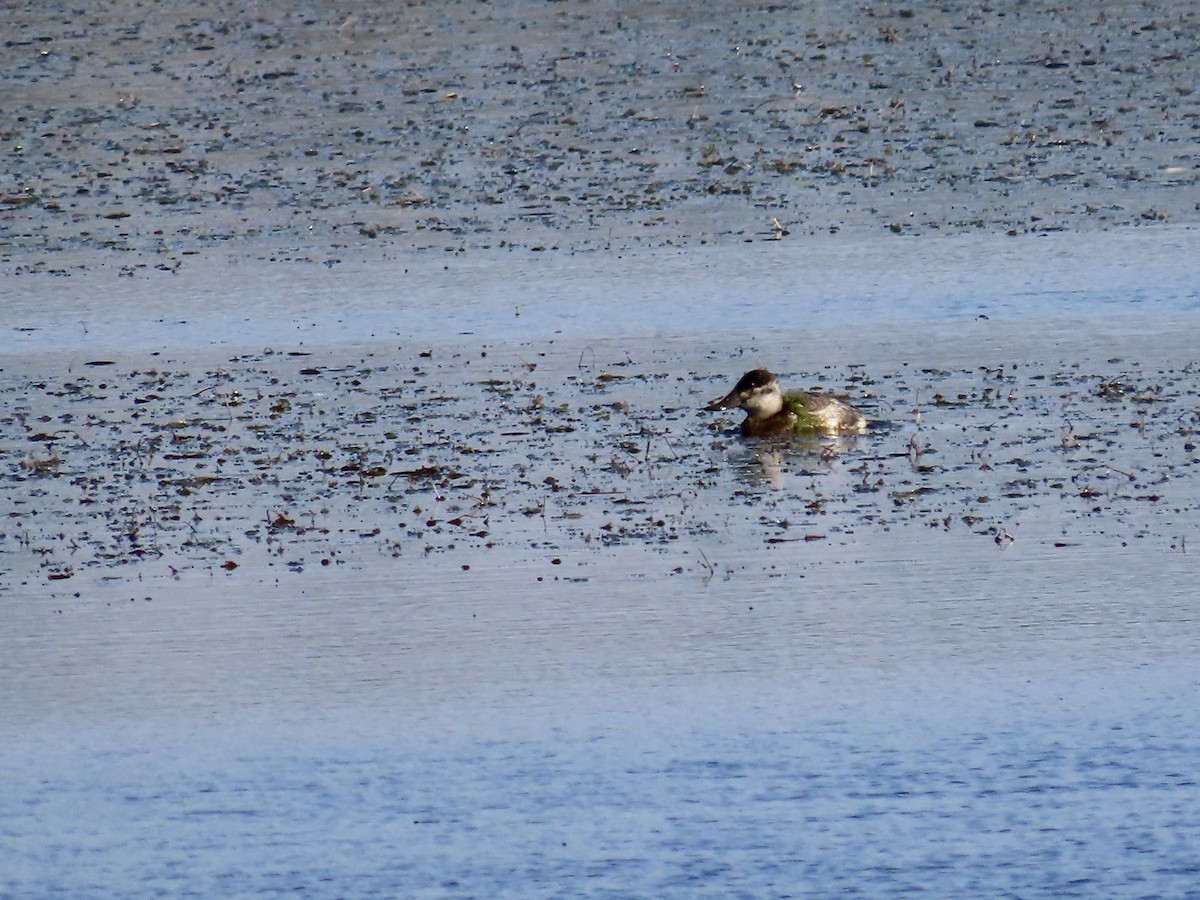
[4,230,1200,895]
[6,0,1200,887]
[6,0,1198,269]
[4,228,1198,354]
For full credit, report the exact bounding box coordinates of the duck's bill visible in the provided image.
[704,391,738,412]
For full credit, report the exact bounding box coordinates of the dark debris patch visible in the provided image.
[4,0,1199,275]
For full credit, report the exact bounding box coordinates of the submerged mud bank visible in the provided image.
[5,326,1198,601]
[3,0,1199,277]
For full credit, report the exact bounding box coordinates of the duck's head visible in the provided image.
[705,368,786,420]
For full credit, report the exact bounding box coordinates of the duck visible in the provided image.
[704,368,867,436]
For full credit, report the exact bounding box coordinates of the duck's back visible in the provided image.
[785,392,867,434]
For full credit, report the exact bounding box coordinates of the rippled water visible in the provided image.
[8,662,1200,897]
[4,230,1200,895]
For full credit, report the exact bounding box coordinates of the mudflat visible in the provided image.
[3,0,1197,276]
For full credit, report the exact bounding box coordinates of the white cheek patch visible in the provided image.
[743,393,766,415]
[743,390,783,418]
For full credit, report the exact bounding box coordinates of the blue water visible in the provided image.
[5,661,1199,897]
[4,229,1200,896]
[3,228,1198,355]
[5,536,1200,896]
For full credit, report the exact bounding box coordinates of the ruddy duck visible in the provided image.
[705,368,867,436]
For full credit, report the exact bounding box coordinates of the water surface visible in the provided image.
[4,231,1200,896]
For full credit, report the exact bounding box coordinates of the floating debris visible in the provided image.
[4,341,1199,596]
